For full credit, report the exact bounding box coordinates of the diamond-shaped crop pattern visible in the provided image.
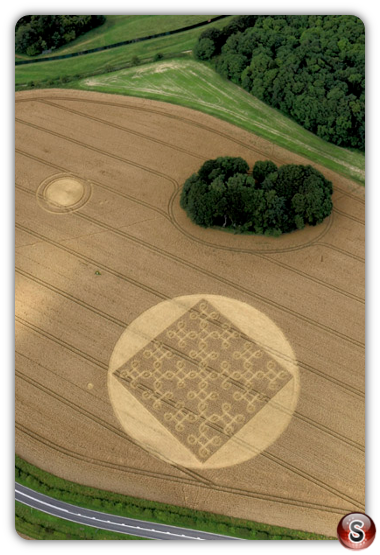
[114,300,292,461]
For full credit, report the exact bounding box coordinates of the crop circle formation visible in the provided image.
[108,294,300,469]
[37,173,92,213]
[15,90,365,538]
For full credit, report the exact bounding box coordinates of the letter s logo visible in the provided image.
[349,520,365,543]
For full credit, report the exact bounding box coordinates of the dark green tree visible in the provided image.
[194,28,224,60]
[15,15,106,55]
[193,15,365,150]
[180,157,333,236]
[252,160,278,183]
[194,38,218,61]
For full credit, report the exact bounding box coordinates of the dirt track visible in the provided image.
[15,89,365,537]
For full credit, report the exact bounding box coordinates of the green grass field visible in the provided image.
[72,58,364,184]
[15,15,222,61]
[15,15,364,186]
[15,16,234,79]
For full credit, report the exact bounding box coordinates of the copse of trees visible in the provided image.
[194,16,258,60]
[194,15,365,150]
[180,157,333,236]
[15,15,106,56]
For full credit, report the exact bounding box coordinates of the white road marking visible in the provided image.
[15,488,205,539]
[15,483,242,540]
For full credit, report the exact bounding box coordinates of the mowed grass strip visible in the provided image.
[74,59,364,184]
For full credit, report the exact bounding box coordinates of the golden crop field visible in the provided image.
[15,89,365,537]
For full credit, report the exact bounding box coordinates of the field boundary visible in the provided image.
[15,456,335,540]
[15,89,364,539]
[15,16,228,66]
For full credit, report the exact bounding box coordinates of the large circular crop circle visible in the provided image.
[108,294,300,469]
[37,174,92,213]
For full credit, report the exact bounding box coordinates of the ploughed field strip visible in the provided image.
[114,299,292,462]
[15,89,365,538]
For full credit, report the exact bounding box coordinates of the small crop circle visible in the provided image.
[37,174,92,214]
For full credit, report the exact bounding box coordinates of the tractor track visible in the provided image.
[16,422,356,515]
[16,95,365,218]
[16,211,364,397]
[16,215,364,356]
[15,151,364,307]
[15,93,365,529]
[14,150,364,350]
[16,373,361,514]
[16,266,364,452]
[15,315,365,510]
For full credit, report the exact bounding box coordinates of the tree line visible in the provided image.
[195,15,364,150]
[180,156,333,236]
[15,15,106,56]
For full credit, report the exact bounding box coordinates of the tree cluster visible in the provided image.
[180,157,333,236]
[15,15,106,56]
[194,15,364,150]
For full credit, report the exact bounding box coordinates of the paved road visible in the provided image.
[16,483,243,540]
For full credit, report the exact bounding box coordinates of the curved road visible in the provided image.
[16,483,243,540]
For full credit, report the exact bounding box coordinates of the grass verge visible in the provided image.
[16,456,335,540]
[71,58,364,185]
[15,502,147,540]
